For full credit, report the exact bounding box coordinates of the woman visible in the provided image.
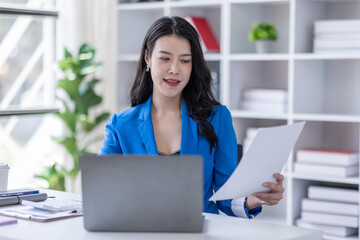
[100,16,284,218]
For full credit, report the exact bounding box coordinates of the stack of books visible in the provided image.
[296,185,359,238]
[313,20,360,53]
[294,149,359,177]
[241,88,287,113]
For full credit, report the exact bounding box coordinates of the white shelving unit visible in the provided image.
[116,0,360,239]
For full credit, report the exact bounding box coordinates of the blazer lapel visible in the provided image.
[138,96,158,155]
[180,100,198,155]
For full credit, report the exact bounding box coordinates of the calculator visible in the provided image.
[21,199,83,212]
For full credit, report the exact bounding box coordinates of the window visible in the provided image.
[0,0,60,188]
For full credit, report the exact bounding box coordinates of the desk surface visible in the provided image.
[0,190,322,240]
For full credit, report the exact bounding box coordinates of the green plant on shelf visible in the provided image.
[36,43,110,191]
[248,22,278,42]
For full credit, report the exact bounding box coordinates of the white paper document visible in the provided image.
[210,121,305,201]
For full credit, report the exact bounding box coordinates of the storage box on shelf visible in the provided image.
[117,0,360,238]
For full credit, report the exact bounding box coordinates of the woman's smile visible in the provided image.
[164,78,181,87]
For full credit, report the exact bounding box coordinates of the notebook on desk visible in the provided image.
[79,154,203,232]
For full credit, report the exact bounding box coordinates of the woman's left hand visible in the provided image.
[245,173,285,209]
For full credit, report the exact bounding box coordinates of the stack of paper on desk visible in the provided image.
[0,205,82,222]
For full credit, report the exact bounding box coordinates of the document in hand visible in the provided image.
[210,121,305,201]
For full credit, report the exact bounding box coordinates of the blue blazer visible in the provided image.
[100,96,238,216]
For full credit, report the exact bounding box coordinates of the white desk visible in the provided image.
[0,190,322,240]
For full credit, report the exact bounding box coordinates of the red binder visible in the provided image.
[185,16,220,52]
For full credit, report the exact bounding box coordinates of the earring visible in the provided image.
[146,65,150,72]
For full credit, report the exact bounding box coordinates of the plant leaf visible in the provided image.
[49,171,65,191]
[55,111,77,133]
[75,89,102,115]
[57,79,80,100]
[79,62,101,76]
[64,48,73,59]
[79,114,95,132]
[79,78,100,96]
[95,112,110,125]
[55,137,78,159]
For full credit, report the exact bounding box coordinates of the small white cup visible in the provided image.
[0,163,10,191]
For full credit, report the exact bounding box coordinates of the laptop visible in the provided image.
[79,154,203,232]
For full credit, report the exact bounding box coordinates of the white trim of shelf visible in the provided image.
[169,0,221,8]
[292,172,359,185]
[230,54,289,61]
[117,54,140,62]
[117,2,165,10]
[204,53,222,61]
[117,53,221,62]
[228,0,290,4]
[293,113,360,123]
[294,53,360,60]
[230,110,288,120]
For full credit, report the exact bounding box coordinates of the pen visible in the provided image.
[2,211,32,219]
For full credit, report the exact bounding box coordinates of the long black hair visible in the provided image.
[130,16,220,152]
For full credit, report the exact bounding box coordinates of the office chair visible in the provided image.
[237,144,243,165]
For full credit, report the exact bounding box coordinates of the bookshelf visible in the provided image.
[116,0,360,239]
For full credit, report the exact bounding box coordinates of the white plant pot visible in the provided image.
[255,40,274,54]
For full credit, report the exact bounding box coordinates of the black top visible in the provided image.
[158,150,180,156]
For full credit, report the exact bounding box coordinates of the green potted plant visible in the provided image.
[36,43,110,192]
[248,22,278,53]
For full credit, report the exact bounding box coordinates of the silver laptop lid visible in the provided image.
[80,155,203,232]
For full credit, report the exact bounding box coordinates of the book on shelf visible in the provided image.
[242,89,287,104]
[314,39,360,50]
[241,88,287,113]
[315,33,360,41]
[308,186,358,203]
[296,149,359,166]
[314,48,360,54]
[294,162,359,177]
[301,198,359,216]
[301,211,358,228]
[185,16,220,53]
[314,19,360,34]
[296,219,358,238]
[241,101,287,113]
